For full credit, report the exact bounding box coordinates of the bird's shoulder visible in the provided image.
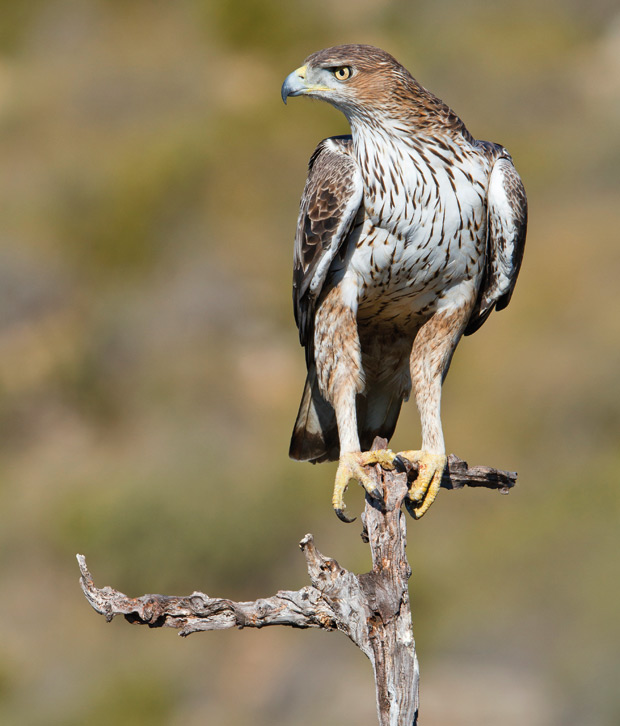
[293,136,364,348]
[464,138,527,335]
[308,134,354,167]
[294,135,362,291]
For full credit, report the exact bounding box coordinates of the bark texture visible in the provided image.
[78,442,516,725]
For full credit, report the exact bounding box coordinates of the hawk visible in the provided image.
[281,45,527,522]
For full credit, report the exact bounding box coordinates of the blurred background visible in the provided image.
[1,0,619,724]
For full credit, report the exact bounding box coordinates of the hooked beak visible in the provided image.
[281,65,308,104]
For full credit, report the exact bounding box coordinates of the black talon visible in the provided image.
[370,487,382,500]
[394,455,409,473]
[404,498,418,519]
[334,508,356,524]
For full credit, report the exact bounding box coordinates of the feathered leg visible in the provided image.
[314,285,395,522]
[398,302,472,518]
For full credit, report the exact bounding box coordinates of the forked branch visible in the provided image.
[78,445,516,726]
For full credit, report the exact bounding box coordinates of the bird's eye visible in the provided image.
[333,66,352,81]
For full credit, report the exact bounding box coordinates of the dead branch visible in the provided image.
[78,444,516,725]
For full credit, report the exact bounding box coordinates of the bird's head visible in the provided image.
[281,44,417,124]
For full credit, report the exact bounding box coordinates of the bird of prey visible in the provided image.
[281,45,527,522]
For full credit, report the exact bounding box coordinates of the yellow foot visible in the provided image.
[332,449,396,523]
[395,451,447,520]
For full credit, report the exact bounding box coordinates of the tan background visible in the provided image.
[1,1,619,724]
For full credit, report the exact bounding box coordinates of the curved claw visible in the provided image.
[409,473,442,518]
[399,450,447,520]
[331,450,392,524]
[404,497,418,519]
[393,455,409,474]
[334,507,356,524]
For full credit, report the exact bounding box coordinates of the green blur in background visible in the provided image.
[1,1,619,724]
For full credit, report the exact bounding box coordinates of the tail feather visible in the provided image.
[290,368,406,463]
[289,367,339,463]
[357,383,405,451]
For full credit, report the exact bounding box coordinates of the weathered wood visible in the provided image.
[437,453,515,491]
[77,554,334,633]
[78,444,516,725]
[358,442,419,725]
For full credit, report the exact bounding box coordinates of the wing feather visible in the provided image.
[465,148,527,335]
[293,136,363,357]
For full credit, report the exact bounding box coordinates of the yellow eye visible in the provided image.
[333,66,352,81]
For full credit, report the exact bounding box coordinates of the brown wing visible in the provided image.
[465,146,527,335]
[293,136,363,361]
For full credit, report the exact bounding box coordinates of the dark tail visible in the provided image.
[289,367,339,463]
[290,369,406,462]
[357,381,405,451]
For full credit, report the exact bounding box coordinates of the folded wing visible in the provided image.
[293,136,363,362]
[465,148,527,335]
